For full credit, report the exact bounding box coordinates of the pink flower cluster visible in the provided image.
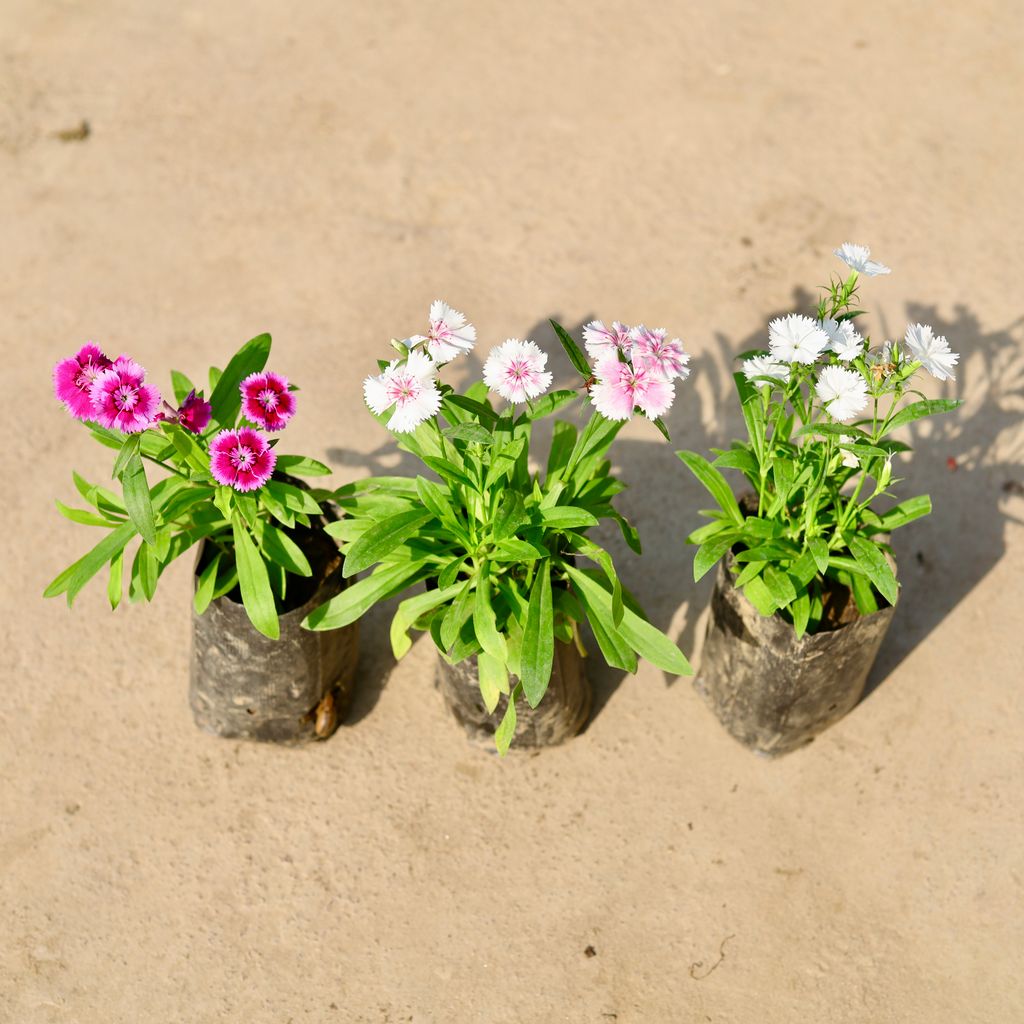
[583,322,690,421]
[54,343,297,493]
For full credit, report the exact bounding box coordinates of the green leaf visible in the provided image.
[809,538,830,575]
[651,417,671,443]
[209,333,272,428]
[441,578,477,652]
[847,534,898,606]
[472,568,508,662]
[261,523,313,577]
[55,500,114,527]
[493,684,521,755]
[694,535,735,583]
[167,425,211,475]
[130,541,159,602]
[112,434,141,480]
[304,560,429,631]
[791,590,811,639]
[273,454,332,477]
[762,565,797,610]
[874,494,932,532]
[564,566,691,675]
[549,319,592,378]
[491,538,548,562]
[193,552,222,615]
[44,521,138,603]
[213,485,234,521]
[107,549,124,610]
[437,555,467,590]
[232,514,279,639]
[883,399,961,435]
[265,480,321,515]
[546,420,578,480]
[390,583,463,659]
[520,389,578,423]
[415,476,453,529]
[443,422,494,445]
[420,456,477,492]
[520,562,554,708]
[676,451,743,526]
[742,574,777,617]
[573,537,624,626]
[477,651,508,713]
[537,506,598,530]
[170,370,195,404]
[493,491,529,542]
[342,508,434,577]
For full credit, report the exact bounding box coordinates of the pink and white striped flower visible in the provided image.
[408,300,476,364]
[241,371,296,431]
[589,356,674,421]
[629,326,691,381]
[583,320,632,359]
[209,427,276,492]
[53,343,113,421]
[88,358,161,434]
[363,350,442,433]
[483,339,553,404]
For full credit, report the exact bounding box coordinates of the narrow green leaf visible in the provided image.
[875,494,932,532]
[493,491,529,541]
[440,578,476,652]
[107,549,124,610]
[809,538,830,575]
[209,333,272,428]
[443,422,494,445]
[304,560,429,631]
[676,450,744,526]
[112,434,141,480]
[472,568,508,662]
[390,583,463,659]
[573,537,624,626]
[549,319,592,378]
[883,399,961,435]
[477,651,508,713]
[694,535,735,582]
[232,514,279,639]
[847,534,898,606]
[537,506,599,530]
[564,566,691,675]
[170,370,195,404]
[742,574,777,617]
[55,500,114,527]
[193,552,222,615]
[494,683,522,755]
[44,521,137,603]
[261,523,313,577]
[342,508,433,577]
[274,454,331,477]
[520,562,554,708]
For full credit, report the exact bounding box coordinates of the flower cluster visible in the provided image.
[741,245,960,424]
[53,344,298,493]
[362,302,691,433]
[583,322,690,421]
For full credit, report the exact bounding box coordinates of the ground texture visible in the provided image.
[2,2,1023,1021]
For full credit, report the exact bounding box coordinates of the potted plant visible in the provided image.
[303,301,693,753]
[45,333,358,744]
[679,245,962,756]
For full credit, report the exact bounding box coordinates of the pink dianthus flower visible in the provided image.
[209,427,277,492]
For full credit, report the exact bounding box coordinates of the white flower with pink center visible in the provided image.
[629,326,691,381]
[482,339,553,404]
[583,320,632,360]
[589,356,674,421]
[363,350,442,433]
[406,300,476,364]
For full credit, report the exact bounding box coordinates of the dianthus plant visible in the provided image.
[304,301,693,752]
[680,245,962,636]
[45,334,332,640]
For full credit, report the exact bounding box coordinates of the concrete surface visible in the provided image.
[2,1,1023,1021]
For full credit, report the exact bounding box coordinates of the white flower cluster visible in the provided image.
[741,245,960,425]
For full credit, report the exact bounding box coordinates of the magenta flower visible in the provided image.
[209,428,277,491]
[157,390,212,434]
[482,339,553,404]
[53,343,113,420]
[630,326,691,381]
[240,371,296,431]
[589,356,674,421]
[89,358,161,433]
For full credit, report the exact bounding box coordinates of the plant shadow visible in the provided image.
[325,300,1023,732]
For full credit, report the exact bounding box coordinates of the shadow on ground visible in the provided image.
[324,302,1024,730]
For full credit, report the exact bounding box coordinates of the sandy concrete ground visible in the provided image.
[2,1,1023,1021]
